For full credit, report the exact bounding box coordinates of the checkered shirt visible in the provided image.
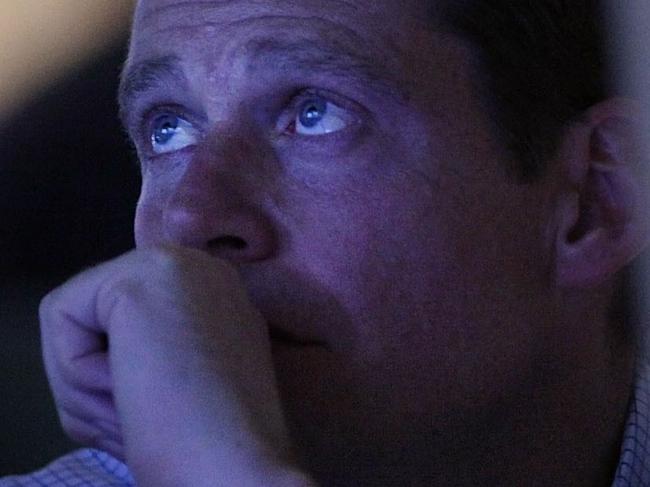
[2,362,650,486]
[0,449,134,487]
[612,359,650,486]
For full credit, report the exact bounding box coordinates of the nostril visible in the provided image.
[208,235,247,251]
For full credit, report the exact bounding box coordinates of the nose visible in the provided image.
[160,139,278,264]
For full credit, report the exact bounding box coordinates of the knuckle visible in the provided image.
[102,276,141,301]
[59,413,93,445]
[39,290,71,339]
[38,289,58,324]
[95,277,143,327]
[144,245,187,276]
[54,396,80,421]
[149,244,185,263]
[139,245,242,289]
[146,245,207,282]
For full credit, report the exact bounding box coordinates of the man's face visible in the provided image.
[124,0,559,476]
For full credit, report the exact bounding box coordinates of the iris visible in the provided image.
[299,99,327,128]
[152,114,179,146]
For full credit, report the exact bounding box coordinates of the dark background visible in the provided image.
[0,39,140,475]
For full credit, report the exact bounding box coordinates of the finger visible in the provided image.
[93,418,125,457]
[43,334,112,393]
[53,387,120,432]
[39,253,143,393]
[59,410,120,445]
[39,251,138,336]
[59,411,124,460]
[94,436,126,463]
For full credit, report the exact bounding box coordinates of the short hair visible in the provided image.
[440,0,608,181]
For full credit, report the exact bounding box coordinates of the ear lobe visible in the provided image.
[555,99,650,288]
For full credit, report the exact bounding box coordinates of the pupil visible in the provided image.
[154,116,178,144]
[299,100,326,128]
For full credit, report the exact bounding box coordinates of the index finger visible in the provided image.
[39,249,142,390]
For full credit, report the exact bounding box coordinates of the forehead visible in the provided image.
[129,0,431,65]
[133,0,421,29]
[122,0,452,124]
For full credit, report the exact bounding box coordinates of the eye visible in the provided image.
[291,98,351,136]
[150,114,199,154]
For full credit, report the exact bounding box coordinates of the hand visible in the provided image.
[40,246,314,486]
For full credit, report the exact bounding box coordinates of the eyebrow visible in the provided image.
[118,54,186,125]
[118,39,410,126]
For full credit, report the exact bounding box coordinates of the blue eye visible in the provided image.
[299,99,327,128]
[294,98,351,136]
[150,114,198,154]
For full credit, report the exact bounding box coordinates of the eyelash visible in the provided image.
[135,88,361,154]
[135,102,192,149]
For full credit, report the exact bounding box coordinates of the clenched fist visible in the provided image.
[40,246,314,487]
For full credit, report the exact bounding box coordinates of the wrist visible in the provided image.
[128,447,317,487]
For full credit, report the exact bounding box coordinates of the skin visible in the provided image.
[39,0,649,485]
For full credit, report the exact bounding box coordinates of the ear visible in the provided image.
[555,98,650,288]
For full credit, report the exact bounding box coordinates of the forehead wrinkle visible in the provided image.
[243,39,371,75]
[133,12,382,75]
[225,36,408,102]
[134,12,408,102]
[136,0,362,27]
[134,1,368,48]
[126,4,414,120]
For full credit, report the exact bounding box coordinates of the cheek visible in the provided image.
[286,170,448,343]
[286,154,546,367]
